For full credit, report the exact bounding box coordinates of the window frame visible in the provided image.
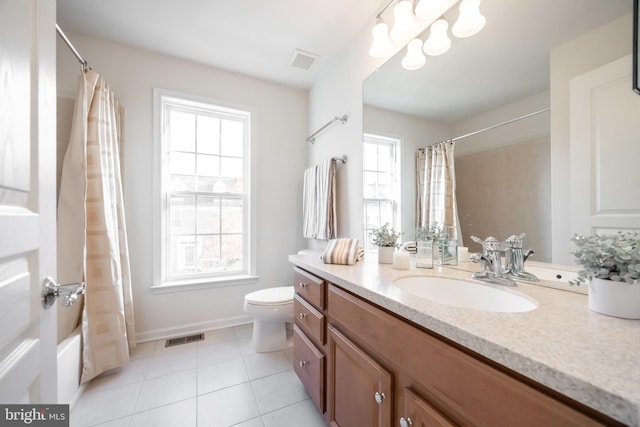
[152,88,258,293]
[363,133,402,251]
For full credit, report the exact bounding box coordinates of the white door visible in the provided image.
[570,54,640,236]
[0,0,58,403]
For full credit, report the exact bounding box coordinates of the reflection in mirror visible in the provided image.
[363,0,633,262]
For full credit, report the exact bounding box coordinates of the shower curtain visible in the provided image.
[58,69,135,383]
[416,141,463,244]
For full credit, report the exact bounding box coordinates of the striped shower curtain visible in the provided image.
[303,159,337,240]
[416,141,463,243]
[58,69,135,383]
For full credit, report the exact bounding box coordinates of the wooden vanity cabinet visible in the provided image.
[292,266,621,426]
[292,267,328,415]
[327,325,393,427]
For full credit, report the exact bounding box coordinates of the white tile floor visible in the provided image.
[70,324,326,427]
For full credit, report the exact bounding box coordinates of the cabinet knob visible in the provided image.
[374,391,386,404]
[400,417,413,427]
[299,360,308,368]
[298,282,306,289]
[299,312,307,320]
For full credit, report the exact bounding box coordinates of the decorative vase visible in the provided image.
[377,246,394,264]
[588,277,640,319]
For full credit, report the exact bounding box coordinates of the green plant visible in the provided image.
[415,223,442,241]
[570,232,640,285]
[371,223,402,248]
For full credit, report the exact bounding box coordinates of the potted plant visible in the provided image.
[570,231,640,319]
[371,223,402,264]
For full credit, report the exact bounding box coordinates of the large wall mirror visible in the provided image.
[363,0,633,262]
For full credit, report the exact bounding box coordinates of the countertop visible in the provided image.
[289,252,640,426]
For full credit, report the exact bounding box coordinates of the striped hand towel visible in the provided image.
[321,238,364,265]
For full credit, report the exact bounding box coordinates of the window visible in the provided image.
[153,89,256,291]
[363,133,401,250]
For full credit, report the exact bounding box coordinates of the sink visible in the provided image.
[393,276,537,313]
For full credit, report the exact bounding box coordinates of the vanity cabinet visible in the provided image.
[292,266,620,426]
[292,267,328,414]
[327,325,392,427]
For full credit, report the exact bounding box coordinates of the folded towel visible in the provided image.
[322,238,364,265]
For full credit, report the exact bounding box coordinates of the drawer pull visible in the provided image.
[299,312,307,320]
[400,417,413,427]
[299,360,308,368]
[298,282,307,289]
[374,391,386,404]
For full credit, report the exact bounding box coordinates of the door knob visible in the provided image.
[299,312,307,320]
[374,391,386,404]
[41,277,86,309]
[400,417,413,427]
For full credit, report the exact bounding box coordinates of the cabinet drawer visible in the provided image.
[293,325,325,413]
[328,284,605,427]
[293,267,325,310]
[294,293,325,345]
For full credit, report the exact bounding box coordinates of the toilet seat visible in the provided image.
[244,286,294,306]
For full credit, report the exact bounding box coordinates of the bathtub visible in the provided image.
[57,326,86,407]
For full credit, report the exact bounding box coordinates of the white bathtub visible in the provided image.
[57,326,86,407]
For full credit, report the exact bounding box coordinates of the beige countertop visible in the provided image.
[289,252,640,426]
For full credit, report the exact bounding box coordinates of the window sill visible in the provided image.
[151,275,259,294]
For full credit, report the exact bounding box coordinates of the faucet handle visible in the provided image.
[471,235,503,252]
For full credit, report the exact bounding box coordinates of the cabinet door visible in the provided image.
[400,388,456,427]
[327,325,392,427]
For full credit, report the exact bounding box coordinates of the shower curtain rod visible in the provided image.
[420,107,551,149]
[56,24,89,71]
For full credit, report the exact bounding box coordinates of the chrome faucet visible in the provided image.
[503,234,538,282]
[469,236,516,286]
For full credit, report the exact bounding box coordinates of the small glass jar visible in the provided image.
[416,239,434,269]
[438,237,458,266]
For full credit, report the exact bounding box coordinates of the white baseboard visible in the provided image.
[135,315,253,343]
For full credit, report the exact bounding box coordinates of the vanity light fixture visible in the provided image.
[422,18,451,56]
[369,19,395,58]
[415,0,449,22]
[401,38,426,70]
[389,0,420,42]
[452,0,486,38]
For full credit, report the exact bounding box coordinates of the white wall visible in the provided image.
[550,13,632,264]
[363,105,451,235]
[57,34,308,342]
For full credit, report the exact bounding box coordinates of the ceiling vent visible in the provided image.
[288,49,319,70]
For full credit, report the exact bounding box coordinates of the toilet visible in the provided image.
[243,286,295,352]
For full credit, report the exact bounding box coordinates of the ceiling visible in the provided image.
[364,0,633,123]
[56,0,382,89]
[57,0,633,122]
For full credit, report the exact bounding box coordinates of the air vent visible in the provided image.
[288,49,319,70]
[165,333,204,347]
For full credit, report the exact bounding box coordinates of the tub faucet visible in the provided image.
[469,236,516,287]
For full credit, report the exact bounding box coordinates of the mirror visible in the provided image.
[363,0,633,262]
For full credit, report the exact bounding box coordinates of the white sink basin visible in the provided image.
[393,276,537,313]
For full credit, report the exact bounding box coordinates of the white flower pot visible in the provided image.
[588,277,640,319]
[377,246,394,264]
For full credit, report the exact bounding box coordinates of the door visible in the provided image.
[327,325,392,427]
[570,54,640,235]
[0,0,58,403]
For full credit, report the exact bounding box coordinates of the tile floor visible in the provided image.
[70,324,326,427]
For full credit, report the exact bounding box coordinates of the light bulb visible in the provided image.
[415,0,449,22]
[401,38,426,70]
[423,19,451,56]
[369,22,395,58]
[390,0,420,42]
[452,0,486,38]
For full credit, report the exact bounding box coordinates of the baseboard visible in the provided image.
[69,382,88,410]
[135,315,253,343]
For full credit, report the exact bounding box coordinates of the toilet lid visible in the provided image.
[245,286,294,306]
